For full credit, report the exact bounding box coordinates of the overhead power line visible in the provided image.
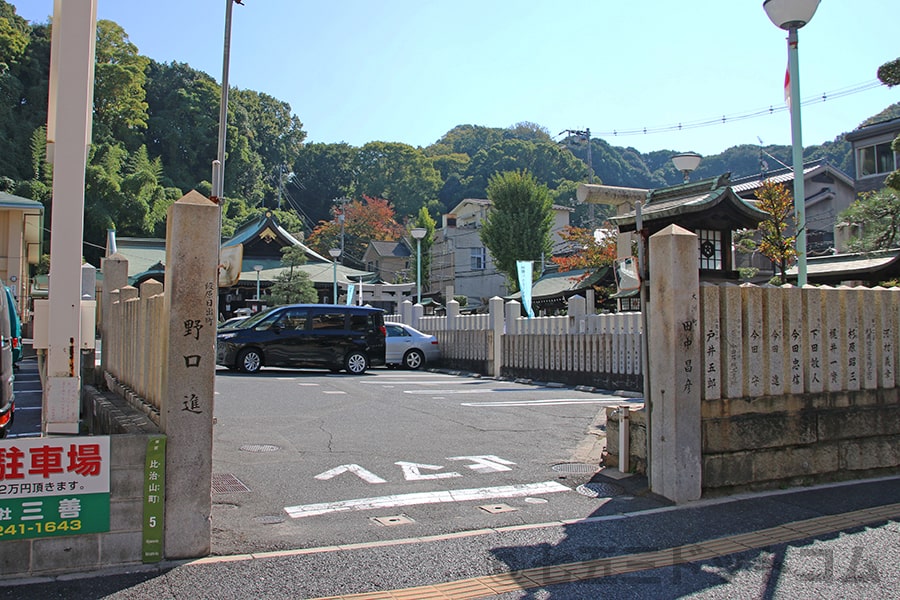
[591,80,884,139]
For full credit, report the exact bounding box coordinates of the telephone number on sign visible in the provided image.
[1,519,82,536]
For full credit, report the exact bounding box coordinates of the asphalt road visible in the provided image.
[210,367,645,555]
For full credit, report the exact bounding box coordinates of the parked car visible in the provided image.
[0,281,14,437]
[385,322,440,370]
[4,286,22,365]
[216,304,386,375]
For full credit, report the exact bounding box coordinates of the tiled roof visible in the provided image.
[731,160,853,195]
[368,240,410,258]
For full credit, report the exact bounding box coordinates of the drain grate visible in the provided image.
[211,473,251,494]
[576,482,625,498]
[552,463,599,475]
[239,444,280,453]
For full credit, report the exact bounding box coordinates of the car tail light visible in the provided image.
[431,340,439,345]
[0,404,11,428]
[379,325,386,337]
[11,338,17,349]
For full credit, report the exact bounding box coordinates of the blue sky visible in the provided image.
[13,1,899,157]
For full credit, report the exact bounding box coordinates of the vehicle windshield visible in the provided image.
[234,307,278,329]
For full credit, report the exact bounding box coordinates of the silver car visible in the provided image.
[385,323,440,370]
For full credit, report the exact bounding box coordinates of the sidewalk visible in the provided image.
[2,474,898,598]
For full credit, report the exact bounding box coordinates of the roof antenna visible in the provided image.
[757,137,769,180]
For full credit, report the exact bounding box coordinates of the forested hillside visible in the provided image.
[0,3,891,265]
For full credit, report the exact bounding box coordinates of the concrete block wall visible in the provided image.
[2,429,155,579]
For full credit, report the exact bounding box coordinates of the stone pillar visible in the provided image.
[647,225,701,503]
[446,299,459,329]
[160,191,219,558]
[489,296,505,377]
[101,254,129,378]
[400,300,413,325]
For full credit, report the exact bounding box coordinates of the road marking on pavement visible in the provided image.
[322,391,347,395]
[316,464,387,484]
[396,461,461,481]
[284,481,570,518]
[296,383,320,386]
[461,398,633,407]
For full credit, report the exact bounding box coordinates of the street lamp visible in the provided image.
[672,152,702,183]
[764,0,820,287]
[411,228,427,304]
[253,264,263,300]
[328,248,341,303]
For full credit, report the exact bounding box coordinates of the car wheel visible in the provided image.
[237,348,263,373]
[403,349,425,370]
[344,351,368,375]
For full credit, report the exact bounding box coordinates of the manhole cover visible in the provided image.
[254,515,285,525]
[240,444,280,453]
[211,473,251,494]
[552,463,599,475]
[576,482,625,498]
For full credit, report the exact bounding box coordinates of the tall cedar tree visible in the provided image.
[480,170,553,292]
[755,180,797,281]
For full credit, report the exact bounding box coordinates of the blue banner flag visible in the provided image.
[346,284,355,305]
[516,261,535,318]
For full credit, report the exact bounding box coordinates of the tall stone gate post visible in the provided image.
[648,225,701,503]
[160,191,219,558]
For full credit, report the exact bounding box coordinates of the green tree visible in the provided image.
[143,61,219,192]
[267,245,316,305]
[839,189,900,252]
[410,206,436,290]
[354,141,442,218]
[754,180,797,281]
[92,20,150,145]
[291,142,358,224]
[480,170,553,292]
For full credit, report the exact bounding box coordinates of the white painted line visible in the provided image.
[322,391,347,395]
[403,389,500,395]
[362,380,485,386]
[460,398,624,407]
[284,481,571,519]
[296,383,320,387]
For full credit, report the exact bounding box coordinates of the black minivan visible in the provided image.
[216,304,386,375]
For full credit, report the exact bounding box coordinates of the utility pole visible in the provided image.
[561,128,594,226]
[334,197,350,265]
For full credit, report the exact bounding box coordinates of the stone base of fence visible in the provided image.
[503,365,642,393]
[437,357,491,374]
[606,387,900,497]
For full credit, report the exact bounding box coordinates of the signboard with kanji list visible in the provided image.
[0,436,110,540]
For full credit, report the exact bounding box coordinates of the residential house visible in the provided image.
[362,240,412,284]
[731,159,856,267]
[429,198,572,308]
[845,116,900,194]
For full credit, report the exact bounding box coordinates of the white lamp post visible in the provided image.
[328,248,341,303]
[411,228,427,304]
[764,0,820,287]
[253,264,263,300]
[672,152,702,183]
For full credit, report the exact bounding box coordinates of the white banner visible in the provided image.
[0,436,111,499]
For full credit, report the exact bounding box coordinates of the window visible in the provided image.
[858,142,897,177]
[349,314,373,332]
[311,312,346,330]
[470,247,486,270]
[697,229,722,271]
[276,308,308,330]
